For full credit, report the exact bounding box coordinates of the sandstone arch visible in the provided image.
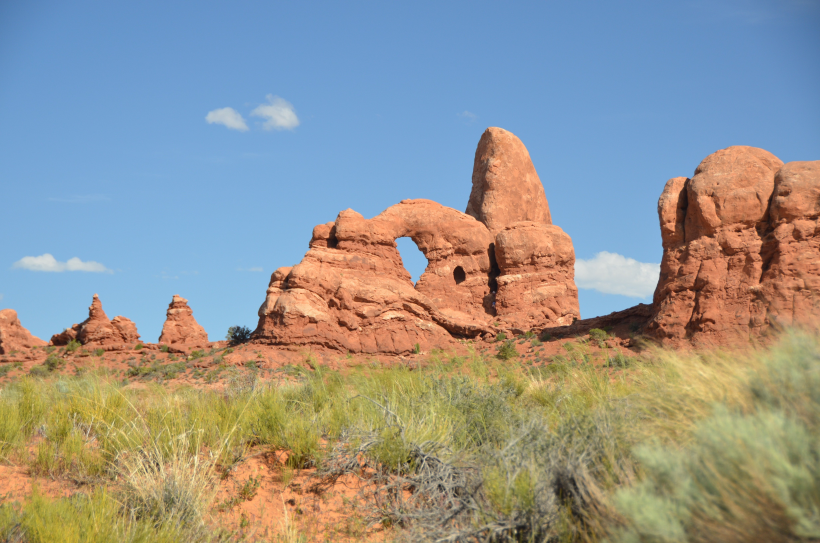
[253,128,580,353]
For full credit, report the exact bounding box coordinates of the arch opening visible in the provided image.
[395,236,428,286]
[453,266,466,284]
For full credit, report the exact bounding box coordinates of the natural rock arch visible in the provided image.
[252,128,581,354]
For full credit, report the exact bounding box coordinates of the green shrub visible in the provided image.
[65,339,81,354]
[94,348,105,357]
[495,332,507,342]
[134,343,143,350]
[189,350,204,360]
[589,328,608,348]
[226,326,252,346]
[496,340,518,361]
[413,343,421,354]
[606,352,632,368]
[160,345,169,353]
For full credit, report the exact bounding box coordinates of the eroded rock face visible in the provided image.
[254,200,495,353]
[50,294,141,346]
[494,221,580,331]
[758,161,820,328]
[0,309,46,354]
[158,295,209,347]
[648,147,820,344]
[253,128,580,353]
[466,127,552,236]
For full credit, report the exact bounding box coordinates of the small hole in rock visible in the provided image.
[453,266,466,285]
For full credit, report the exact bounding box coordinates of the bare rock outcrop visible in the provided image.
[0,309,46,354]
[50,294,141,346]
[158,295,209,347]
[647,146,820,344]
[494,221,579,331]
[758,161,820,328]
[253,129,580,353]
[255,200,495,354]
[466,127,552,236]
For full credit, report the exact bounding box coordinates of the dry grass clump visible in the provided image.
[115,431,215,529]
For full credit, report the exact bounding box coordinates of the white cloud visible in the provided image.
[205,107,249,132]
[236,267,263,272]
[458,110,478,121]
[251,95,300,130]
[13,254,112,274]
[574,251,659,298]
[49,194,110,204]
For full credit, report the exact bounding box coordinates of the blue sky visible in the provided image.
[1,0,818,342]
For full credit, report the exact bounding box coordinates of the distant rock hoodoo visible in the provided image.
[50,294,140,347]
[647,147,820,344]
[253,127,580,353]
[0,309,46,354]
[158,295,209,347]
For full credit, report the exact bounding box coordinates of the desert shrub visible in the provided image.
[496,332,507,342]
[589,328,608,347]
[0,486,205,543]
[44,354,64,372]
[134,343,143,350]
[189,350,204,360]
[65,339,81,354]
[612,408,820,542]
[29,365,49,377]
[413,343,421,354]
[160,344,170,353]
[226,326,252,346]
[94,348,105,357]
[606,351,632,368]
[126,362,186,380]
[116,434,214,528]
[497,340,518,361]
[0,363,21,378]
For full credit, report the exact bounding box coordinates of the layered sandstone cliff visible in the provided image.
[253,128,580,353]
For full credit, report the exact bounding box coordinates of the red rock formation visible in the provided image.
[494,221,580,331]
[254,200,494,353]
[758,161,820,328]
[466,127,552,236]
[254,128,580,353]
[50,294,141,346]
[647,147,820,344]
[0,309,46,354]
[158,295,209,347]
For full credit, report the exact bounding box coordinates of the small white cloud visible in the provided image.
[49,194,110,204]
[251,95,300,130]
[458,110,478,121]
[575,251,659,298]
[236,267,263,272]
[206,107,249,132]
[12,254,112,274]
